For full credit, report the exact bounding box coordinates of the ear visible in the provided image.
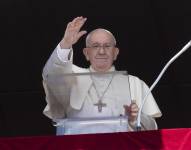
[83,48,90,61]
[113,48,119,60]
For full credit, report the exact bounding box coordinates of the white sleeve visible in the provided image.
[42,43,73,119]
[129,75,162,118]
[56,44,72,62]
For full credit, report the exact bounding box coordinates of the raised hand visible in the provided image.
[60,16,87,49]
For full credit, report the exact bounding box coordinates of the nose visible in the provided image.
[98,46,105,54]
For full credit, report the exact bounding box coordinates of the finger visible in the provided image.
[73,17,87,33]
[130,112,138,117]
[66,22,72,29]
[129,103,136,109]
[69,17,80,28]
[130,108,139,114]
[72,16,84,27]
[129,109,138,116]
[66,19,83,33]
[130,108,138,113]
[69,17,86,34]
[76,18,87,32]
[71,16,81,24]
[124,104,138,111]
[129,108,138,113]
[130,111,138,115]
[66,21,77,32]
[131,105,138,110]
[77,30,87,38]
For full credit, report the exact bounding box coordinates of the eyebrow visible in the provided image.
[91,42,113,45]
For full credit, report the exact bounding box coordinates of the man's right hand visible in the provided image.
[60,16,87,49]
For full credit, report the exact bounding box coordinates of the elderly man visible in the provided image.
[42,16,162,134]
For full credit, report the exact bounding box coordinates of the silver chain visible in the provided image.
[89,69,115,102]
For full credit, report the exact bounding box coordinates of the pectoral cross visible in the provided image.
[94,100,107,112]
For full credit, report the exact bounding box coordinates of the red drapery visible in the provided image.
[1,128,191,150]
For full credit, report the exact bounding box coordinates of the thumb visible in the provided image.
[76,30,87,40]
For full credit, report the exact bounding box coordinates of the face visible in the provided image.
[83,30,119,72]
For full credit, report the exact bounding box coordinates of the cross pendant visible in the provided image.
[94,100,107,112]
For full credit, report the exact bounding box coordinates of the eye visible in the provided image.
[92,45,100,48]
[104,45,111,48]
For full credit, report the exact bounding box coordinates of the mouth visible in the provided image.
[95,58,108,62]
[95,57,108,59]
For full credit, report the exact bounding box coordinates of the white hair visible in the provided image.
[85,28,116,47]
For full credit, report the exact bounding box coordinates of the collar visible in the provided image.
[89,66,115,72]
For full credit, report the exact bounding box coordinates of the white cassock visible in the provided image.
[42,44,162,134]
